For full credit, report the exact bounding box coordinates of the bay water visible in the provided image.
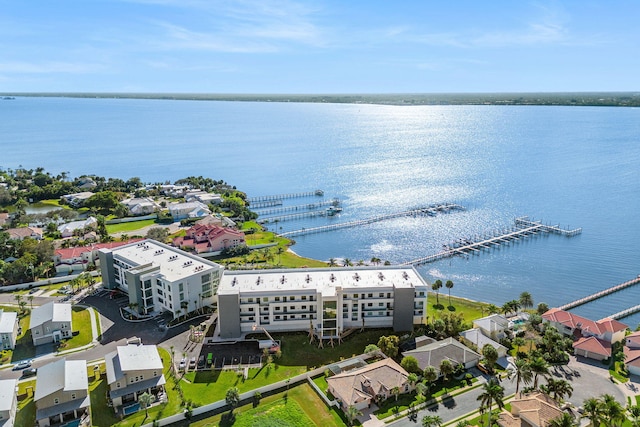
[1,97,639,325]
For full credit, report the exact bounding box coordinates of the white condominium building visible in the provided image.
[99,240,223,318]
[217,266,428,339]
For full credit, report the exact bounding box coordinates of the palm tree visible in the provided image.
[225,387,240,414]
[445,280,454,306]
[328,258,337,267]
[628,404,640,426]
[519,292,533,310]
[512,336,526,354]
[476,378,505,427]
[407,373,419,388]
[582,397,603,427]
[343,258,352,267]
[431,280,442,306]
[415,383,428,400]
[439,359,454,383]
[345,405,362,426]
[601,394,625,427]
[543,377,573,402]
[28,295,34,309]
[423,366,438,395]
[391,386,400,402]
[509,358,532,395]
[276,246,285,265]
[138,392,153,420]
[548,413,578,427]
[487,304,500,314]
[422,415,443,427]
[528,356,549,389]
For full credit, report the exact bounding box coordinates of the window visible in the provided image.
[379,293,384,297]
[353,293,359,298]
[275,297,280,301]
[179,283,184,292]
[302,296,307,300]
[302,314,307,319]
[379,302,384,307]
[248,298,254,303]
[368,293,373,298]
[54,398,59,404]
[387,293,391,298]
[262,297,268,302]
[368,303,373,307]
[275,307,280,311]
[201,273,210,284]
[290,296,295,301]
[275,315,281,320]
[180,293,185,301]
[168,285,171,292]
[290,306,295,310]
[130,378,134,383]
[378,311,384,316]
[153,371,157,377]
[71,393,76,399]
[302,305,307,310]
[249,307,254,312]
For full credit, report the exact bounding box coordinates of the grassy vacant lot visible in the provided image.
[60,306,94,350]
[427,291,490,326]
[190,383,345,427]
[106,219,157,234]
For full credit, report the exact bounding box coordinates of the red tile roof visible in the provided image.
[542,308,628,337]
[55,239,144,260]
[624,346,640,368]
[573,336,611,357]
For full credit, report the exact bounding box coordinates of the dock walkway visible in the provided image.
[248,190,324,203]
[256,199,339,217]
[277,203,465,238]
[403,216,582,266]
[559,275,640,311]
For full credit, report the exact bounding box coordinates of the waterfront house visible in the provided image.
[0,379,18,427]
[104,341,166,413]
[542,308,628,360]
[172,224,245,254]
[401,337,480,375]
[121,197,160,216]
[29,302,73,346]
[542,308,628,344]
[35,358,90,427]
[497,391,564,427]
[57,217,98,238]
[327,358,411,411]
[0,310,19,350]
[167,201,210,220]
[473,314,510,341]
[5,227,43,240]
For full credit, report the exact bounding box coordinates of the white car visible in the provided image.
[178,358,186,371]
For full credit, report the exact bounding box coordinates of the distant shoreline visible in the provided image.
[2,92,640,107]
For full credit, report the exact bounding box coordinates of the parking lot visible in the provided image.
[195,340,264,369]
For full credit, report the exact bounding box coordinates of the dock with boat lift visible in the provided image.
[255,199,339,216]
[277,203,465,237]
[402,216,582,266]
[559,275,640,311]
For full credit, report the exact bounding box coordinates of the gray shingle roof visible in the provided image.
[29,302,72,329]
[34,359,88,401]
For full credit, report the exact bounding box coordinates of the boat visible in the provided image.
[326,206,343,216]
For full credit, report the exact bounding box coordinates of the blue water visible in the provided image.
[1,97,639,325]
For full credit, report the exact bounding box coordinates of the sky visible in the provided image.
[1,0,638,93]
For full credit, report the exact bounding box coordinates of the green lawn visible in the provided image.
[59,306,94,351]
[15,379,37,427]
[106,219,157,234]
[190,383,345,427]
[427,292,491,325]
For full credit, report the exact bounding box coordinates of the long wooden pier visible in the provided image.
[255,199,339,216]
[605,304,640,321]
[277,203,465,237]
[559,275,640,311]
[403,216,582,266]
[258,209,333,224]
[248,190,324,203]
[251,200,283,209]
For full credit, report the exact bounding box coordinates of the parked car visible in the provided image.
[20,368,37,378]
[197,355,205,369]
[12,360,32,371]
[178,358,186,372]
[188,357,196,370]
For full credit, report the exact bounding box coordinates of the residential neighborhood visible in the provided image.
[0,169,639,427]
